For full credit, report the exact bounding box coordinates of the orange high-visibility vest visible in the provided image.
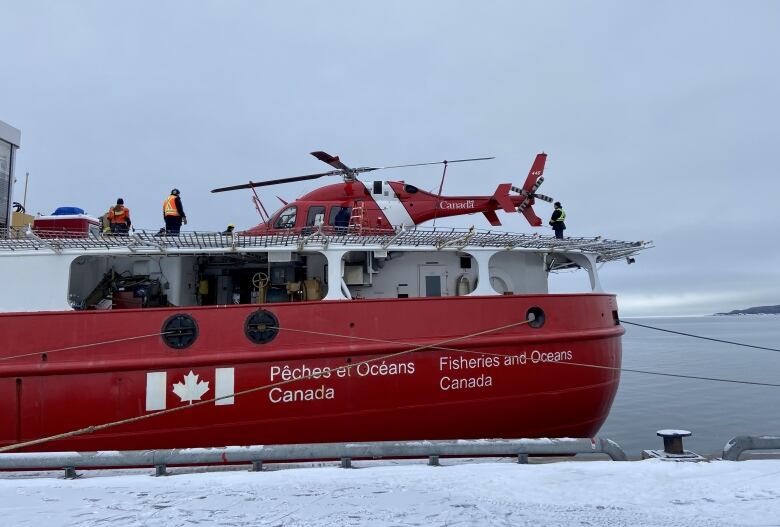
[163,195,180,217]
[107,206,130,224]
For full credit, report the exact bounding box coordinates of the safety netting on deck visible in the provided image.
[0,226,651,263]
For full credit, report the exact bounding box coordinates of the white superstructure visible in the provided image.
[0,226,650,313]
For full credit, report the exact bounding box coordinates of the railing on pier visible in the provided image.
[0,437,628,477]
[722,436,780,461]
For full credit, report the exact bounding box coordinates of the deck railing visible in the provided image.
[0,225,651,262]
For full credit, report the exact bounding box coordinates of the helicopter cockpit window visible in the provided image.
[306,206,326,226]
[329,206,352,227]
[373,181,383,194]
[273,206,297,229]
[404,184,419,194]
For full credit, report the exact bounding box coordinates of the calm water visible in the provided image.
[599,316,780,456]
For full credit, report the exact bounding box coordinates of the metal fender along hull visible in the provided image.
[0,294,623,452]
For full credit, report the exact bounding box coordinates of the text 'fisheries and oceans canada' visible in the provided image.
[267,361,416,403]
[265,350,573,403]
[438,350,573,391]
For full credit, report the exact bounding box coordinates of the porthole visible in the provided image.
[526,307,545,328]
[162,314,199,349]
[245,309,279,344]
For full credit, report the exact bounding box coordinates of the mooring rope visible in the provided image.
[620,319,780,353]
[0,318,532,453]
[274,325,780,388]
[452,348,780,388]
[0,331,174,362]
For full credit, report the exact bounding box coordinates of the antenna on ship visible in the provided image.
[23,172,30,211]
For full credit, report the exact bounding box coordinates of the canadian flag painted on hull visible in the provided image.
[145,368,235,411]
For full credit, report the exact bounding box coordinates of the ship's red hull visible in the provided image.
[0,294,623,452]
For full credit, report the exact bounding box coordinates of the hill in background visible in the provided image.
[715,305,780,315]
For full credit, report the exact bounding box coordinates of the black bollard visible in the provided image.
[657,429,692,455]
[642,429,703,461]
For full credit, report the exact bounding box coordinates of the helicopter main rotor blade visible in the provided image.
[211,170,342,193]
[379,156,495,170]
[310,151,352,172]
[211,155,494,193]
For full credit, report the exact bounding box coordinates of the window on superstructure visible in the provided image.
[425,275,442,297]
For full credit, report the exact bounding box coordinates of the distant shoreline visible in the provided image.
[714,305,780,316]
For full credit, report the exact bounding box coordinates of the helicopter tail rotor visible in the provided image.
[512,153,553,227]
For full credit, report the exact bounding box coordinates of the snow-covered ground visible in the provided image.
[2,458,779,526]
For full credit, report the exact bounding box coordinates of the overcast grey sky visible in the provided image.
[2,0,778,316]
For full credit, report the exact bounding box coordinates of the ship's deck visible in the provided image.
[0,226,651,262]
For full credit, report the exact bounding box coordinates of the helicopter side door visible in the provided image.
[298,204,326,234]
[305,205,326,227]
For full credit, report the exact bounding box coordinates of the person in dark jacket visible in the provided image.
[549,201,566,239]
[333,206,351,234]
[163,188,187,236]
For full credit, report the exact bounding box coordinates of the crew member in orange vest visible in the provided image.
[106,198,132,235]
[163,188,187,235]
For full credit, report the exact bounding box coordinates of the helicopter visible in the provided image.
[211,151,554,235]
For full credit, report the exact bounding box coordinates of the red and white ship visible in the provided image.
[0,152,649,453]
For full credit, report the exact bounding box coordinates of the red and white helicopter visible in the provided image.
[211,151,554,235]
